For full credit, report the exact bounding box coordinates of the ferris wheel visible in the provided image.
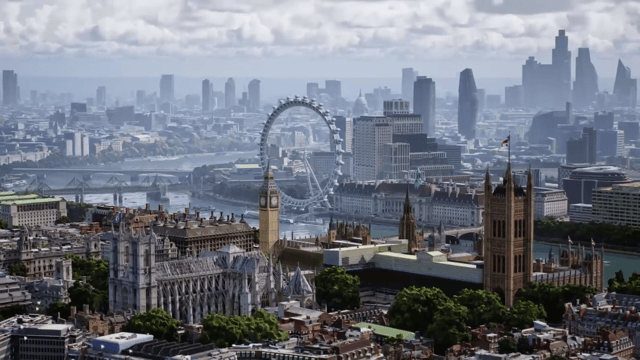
[259,96,344,208]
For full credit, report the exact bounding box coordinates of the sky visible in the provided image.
[1,0,640,79]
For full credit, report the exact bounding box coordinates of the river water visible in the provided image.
[43,152,639,283]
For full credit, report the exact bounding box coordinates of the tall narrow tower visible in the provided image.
[399,186,419,254]
[483,165,534,307]
[259,164,280,255]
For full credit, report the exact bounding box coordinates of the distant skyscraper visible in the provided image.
[160,75,175,103]
[505,85,524,108]
[573,48,599,109]
[402,68,418,106]
[552,29,572,107]
[136,90,146,107]
[202,79,211,112]
[248,79,260,112]
[96,86,106,107]
[567,127,597,164]
[353,116,393,181]
[2,70,18,106]
[457,68,479,139]
[413,76,436,135]
[522,30,572,109]
[225,78,236,109]
[307,83,319,99]
[477,89,486,111]
[613,59,638,108]
[334,116,353,153]
[325,80,341,99]
[30,90,37,105]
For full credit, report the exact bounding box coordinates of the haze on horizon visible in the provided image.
[1,0,639,79]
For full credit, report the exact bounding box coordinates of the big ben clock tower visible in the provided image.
[259,163,280,255]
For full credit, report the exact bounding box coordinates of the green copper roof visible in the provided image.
[0,191,15,196]
[0,194,40,202]
[353,323,415,340]
[1,198,63,205]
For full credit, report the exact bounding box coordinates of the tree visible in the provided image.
[0,219,8,229]
[499,337,517,354]
[200,310,288,348]
[8,263,27,277]
[124,308,180,342]
[55,216,71,224]
[315,267,360,311]
[517,336,533,354]
[428,301,471,353]
[45,301,70,320]
[454,289,508,328]
[517,283,596,323]
[0,305,25,321]
[507,300,546,329]
[609,271,640,296]
[388,286,451,336]
[68,281,107,313]
[65,255,109,293]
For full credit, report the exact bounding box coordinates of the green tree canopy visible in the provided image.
[315,267,360,311]
[453,289,508,328]
[124,308,181,342]
[65,255,109,293]
[388,286,451,336]
[45,301,71,320]
[427,301,471,354]
[499,337,517,354]
[8,263,27,277]
[507,300,547,329]
[68,281,107,313]
[609,271,640,296]
[200,310,288,348]
[56,216,71,224]
[516,283,596,323]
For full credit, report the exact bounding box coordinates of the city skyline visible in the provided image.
[1,1,639,79]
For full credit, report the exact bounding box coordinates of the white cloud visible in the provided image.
[0,0,639,61]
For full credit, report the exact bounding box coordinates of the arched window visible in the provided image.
[144,249,150,267]
[514,255,518,273]
[125,246,130,264]
[493,255,496,273]
[502,256,506,273]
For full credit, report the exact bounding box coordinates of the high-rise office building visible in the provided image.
[30,90,37,105]
[566,127,597,165]
[598,130,625,158]
[505,85,524,108]
[402,68,418,106]
[594,111,614,130]
[458,68,479,139]
[2,70,18,106]
[202,79,211,112]
[413,76,436,135]
[522,30,571,109]
[353,116,393,181]
[618,122,640,144]
[160,74,175,103]
[334,116,353,154]
[307,83,319,99]
[136,90,146,107]
[248,79,260,112]
[573,48,599,109]
[225,78,236,109]
[96,86,106,107]
[477,89,486,111]
[382,143,410,180]
[613,59,637,108]
[325,80,341,99]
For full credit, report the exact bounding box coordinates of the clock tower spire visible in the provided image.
[259,161,280,255]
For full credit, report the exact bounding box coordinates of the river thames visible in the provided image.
[43,151,639,284]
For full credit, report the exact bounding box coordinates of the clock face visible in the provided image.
[271,196,279,207]
[260,197,267,207]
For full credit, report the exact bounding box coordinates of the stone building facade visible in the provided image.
[108,225,313,324]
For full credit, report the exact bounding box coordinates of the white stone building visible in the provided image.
[533,187,568,219]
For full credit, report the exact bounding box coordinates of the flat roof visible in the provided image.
[0,194,40,201]
[376,252,479,269]
[1,198,62,205]
[353,323,415,340]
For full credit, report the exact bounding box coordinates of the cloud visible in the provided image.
[0,0,639,62]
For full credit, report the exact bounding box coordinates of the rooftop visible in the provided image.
[0,197,63,205]
[353,322,415,340]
